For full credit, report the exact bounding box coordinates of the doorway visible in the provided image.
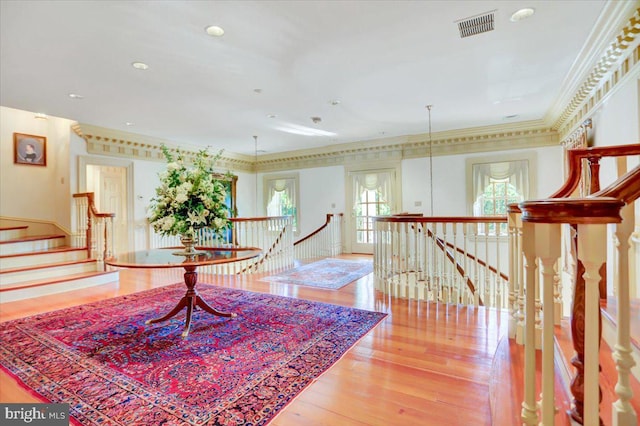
[347,168,398,254]
[79,157,134,255]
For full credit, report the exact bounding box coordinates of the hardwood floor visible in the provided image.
[0,255,507,425]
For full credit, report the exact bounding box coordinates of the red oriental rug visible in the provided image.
[0,284,386,425]
[260,258,373,290]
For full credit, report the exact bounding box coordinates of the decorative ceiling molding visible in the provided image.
[71,120,558,174]
[551,6,640,138]
[71,123,255,172]
[257,122,558,173]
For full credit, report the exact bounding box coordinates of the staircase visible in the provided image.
[0,225,119,303]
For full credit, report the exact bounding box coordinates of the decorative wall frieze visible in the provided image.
[552,6,640,139]
[71,123,255,173]
[72,121,558,174]
[257,123,558,172]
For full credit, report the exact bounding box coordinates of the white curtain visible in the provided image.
[352,170,394,211]
[266,178,296,214]
[472,160,529,203]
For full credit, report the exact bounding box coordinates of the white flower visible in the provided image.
[148,144,231,239]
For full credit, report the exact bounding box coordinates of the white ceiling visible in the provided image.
[0,1,607,156]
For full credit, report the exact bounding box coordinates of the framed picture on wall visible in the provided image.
[14,133,46,166]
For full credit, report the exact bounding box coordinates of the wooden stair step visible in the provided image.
[0,245,86,259]
[0,259,98,286]
[0,270,119,303]
[0,234,67,256]
[0,226,29,241]
[0,246,88,269]
[0,233,66,243]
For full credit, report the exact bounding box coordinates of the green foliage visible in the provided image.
[148,144,231,239]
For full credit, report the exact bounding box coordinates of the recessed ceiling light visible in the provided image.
[253,89,262,94]
[132,61,149,70]
[267,114,277,119]
[205,25,225,37]
[34,113,48,120]
[68,93,84,99]
[329,100,341,106]
[125,122,135,126]
[510,8,535,22]
[504,114,519,119]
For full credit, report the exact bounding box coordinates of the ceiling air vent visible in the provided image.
[456,10,495,38]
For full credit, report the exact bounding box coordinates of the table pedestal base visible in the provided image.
[145,265,235,337]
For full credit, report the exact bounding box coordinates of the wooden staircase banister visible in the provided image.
[550,144,640,198]
[72,192,116,260]
[590,164,640,204]
[513,145,639,425]
[294,213,342,246]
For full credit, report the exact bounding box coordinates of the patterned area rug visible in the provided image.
[0,284,386,425]
[260,258,373,289]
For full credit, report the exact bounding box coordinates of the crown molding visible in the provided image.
[550,5,640,139]
[546,1,638,123]
[257,121,558,173]
[71,121,558,174]
[71,123,255,173]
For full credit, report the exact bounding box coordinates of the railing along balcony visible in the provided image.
[148,216,295,275]
[373,215,509,308]
[72,192,115,262]
[511,143,640,426]
[294,213,343,260]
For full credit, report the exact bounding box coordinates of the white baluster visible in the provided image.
[536,223,561,425]
[612,218,637,426]
[521,221,539,425]
[577,223,607,426]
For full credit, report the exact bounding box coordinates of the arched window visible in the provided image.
[264,174,299,232]
[468,158,530,236]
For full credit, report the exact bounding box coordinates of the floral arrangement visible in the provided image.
[148,144,231,240]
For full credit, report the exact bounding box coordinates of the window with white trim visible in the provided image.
[264,174,299,232]
[469,158,530,235]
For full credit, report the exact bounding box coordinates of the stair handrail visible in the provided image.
[516,154,639,425]
[72,192,116,261]
[373,215,508,307]
[550,144,640,198]
[294,213,343,260]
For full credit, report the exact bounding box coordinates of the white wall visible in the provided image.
[591,75,640,187]
[590,76,640,298]
[259,165,345,238]
[1,106,73,230]
[401,145,564,217]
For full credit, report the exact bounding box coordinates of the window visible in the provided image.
[264,174,299,232]
[355,187,392,244]
[351,170,395,245]
[468,157,532,236]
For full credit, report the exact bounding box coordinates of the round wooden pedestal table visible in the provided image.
[105,247,261,337]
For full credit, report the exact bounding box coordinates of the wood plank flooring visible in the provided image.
[0,255,508,425]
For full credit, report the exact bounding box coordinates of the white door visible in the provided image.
[349,169,396,254]
[86,165,130,255]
